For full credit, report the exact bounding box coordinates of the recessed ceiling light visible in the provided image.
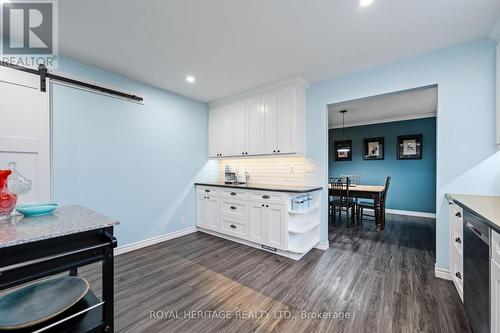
[359,0,374,7]
[186,75,196,83]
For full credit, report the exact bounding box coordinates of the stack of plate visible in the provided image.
[0,276,89,330]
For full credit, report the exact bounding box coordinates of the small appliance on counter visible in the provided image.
[224,165,237,184]
[236,171,249,184]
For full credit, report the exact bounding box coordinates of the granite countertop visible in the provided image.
[447,193,500,233]
[0,205,120,249]
[195,182,322,193]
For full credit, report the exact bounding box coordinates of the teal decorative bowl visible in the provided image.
[16,203,58,217]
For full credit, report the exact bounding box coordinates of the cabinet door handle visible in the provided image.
[262,195,270,199]
[230,192,237,196]
[205,189,210,193]
[273,150,276,153]
[261,204,264,207]
[455,212,462,218]
[230,206,237,210]
[277,150,280,153]
[230,224,237,229]
[455,237,461,244]
[455,272,461,280]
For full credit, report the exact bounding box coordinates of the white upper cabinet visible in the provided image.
[261,92,278,154]
[277,87,304,154]
[208,107,220,158]
[232,102,246,156]
[208,104,232,158]
[208,78,308,158]
[245,96,262,155]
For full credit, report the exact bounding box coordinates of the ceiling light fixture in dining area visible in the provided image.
[338,110,351,153]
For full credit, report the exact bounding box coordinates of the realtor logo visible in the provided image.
[1,0,58,68]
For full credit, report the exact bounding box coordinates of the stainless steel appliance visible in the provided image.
[463,211,490,333]
[224,165,237,184]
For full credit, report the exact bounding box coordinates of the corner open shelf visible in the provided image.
[288,205,320,215]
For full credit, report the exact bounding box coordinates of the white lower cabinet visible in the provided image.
[492,257,500,333]
[449,203,464,301]
[196,194,219,232]
[248,201,287,250]
[248,202,266,244]
[196,186,320,260]
[265,203,287,250]
[493,229,500,333]
[449,201,500,332]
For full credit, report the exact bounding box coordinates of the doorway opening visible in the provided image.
[326,85,438,238]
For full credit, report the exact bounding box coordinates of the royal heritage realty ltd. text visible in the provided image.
[150,310,352,320]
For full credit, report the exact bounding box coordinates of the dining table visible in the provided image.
[329,183,386,231]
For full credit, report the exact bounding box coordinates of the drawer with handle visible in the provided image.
[451,245,464,301]
[452,227,463,255]
[451,205,463,230]
[249,191,286,204]
[220,188,248,200]
[220,200,248,219]
[220,217,248,240]
[196,186,218,196]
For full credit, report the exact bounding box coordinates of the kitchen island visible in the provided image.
[0,206,119,333]
[195,182,323,260]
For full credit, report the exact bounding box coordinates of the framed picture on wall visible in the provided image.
[363,137,384,160]
[334,140,352,161]
[397,134,423,160]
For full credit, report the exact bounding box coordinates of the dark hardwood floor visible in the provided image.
[81,214,470,333]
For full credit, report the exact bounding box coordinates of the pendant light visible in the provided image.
[338,110,351,152]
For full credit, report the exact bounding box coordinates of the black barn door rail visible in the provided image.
[0,61,144,102]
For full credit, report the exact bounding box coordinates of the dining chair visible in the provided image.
[339,174,360,185]
[357,176,392,228]
[329,177,356,227]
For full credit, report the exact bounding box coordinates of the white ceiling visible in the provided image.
[328,86,438,128]
[58,0,500,102]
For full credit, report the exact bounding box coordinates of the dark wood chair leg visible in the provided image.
[351,206,356,226]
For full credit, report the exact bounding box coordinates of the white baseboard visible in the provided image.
[361,207,436,219]
[114,226,197,256]
[315,241,329,250]
[435,265,452,280]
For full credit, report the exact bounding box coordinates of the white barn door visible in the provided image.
[0,66,51,203]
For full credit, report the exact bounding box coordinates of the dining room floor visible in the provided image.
[80,213,470,333]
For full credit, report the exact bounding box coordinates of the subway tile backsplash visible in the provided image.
[218,157,306,186]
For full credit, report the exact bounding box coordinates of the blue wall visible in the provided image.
[52,57,218,247]
[306,39,500,270]
[329,117,436,213]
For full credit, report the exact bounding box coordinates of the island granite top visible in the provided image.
[0,205,120,249]
[195,182,322,193]
[446,193,500,233]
